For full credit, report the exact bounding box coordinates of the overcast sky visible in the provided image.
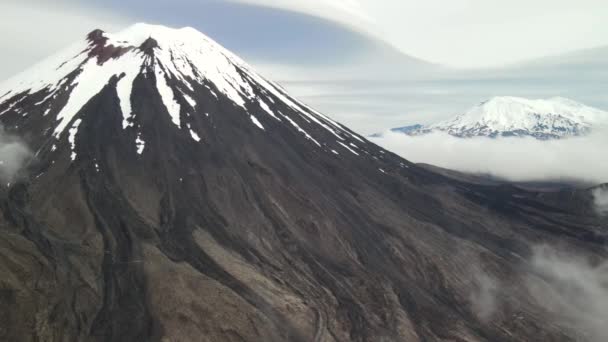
[3,0,607,70]
[237,0,608,67]
[1,0,606,134]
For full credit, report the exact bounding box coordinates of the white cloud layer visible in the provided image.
[0,126,31,182]
[469,272,500,322]
[371,128,608,184]
[593,188,608,215]
[233,0,608,68]
[230,0,372,29]
[527,246,608,342]
[465,246,608,341]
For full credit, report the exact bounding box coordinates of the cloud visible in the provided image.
[0,126,31,182]
[527,246,608,342]
[273,79,476,135]
[232,0,608,68]
[593,188,608,215]
[469,272,500,322]
[465,246,608,341]
[229,0,373,30]
[370,128,608,184]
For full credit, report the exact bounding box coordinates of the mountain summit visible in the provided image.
[0,23,367,159]
[378,96,607,139]
[432,96,607,139]
[0,24,605,342]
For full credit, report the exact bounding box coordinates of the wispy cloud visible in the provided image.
[469,272,501,322]
[371,128,608,184]
[527,246,608,342]
[229,0,373,28]
[0,126,30,182]
[231,0,608,68]
[593,188,608,215]
[466,246,608,342]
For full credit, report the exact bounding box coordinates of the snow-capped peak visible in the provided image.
[0,23,263,135]
[0,23,368,160]
[430,96,608,139]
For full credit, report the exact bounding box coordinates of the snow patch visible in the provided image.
[34,89,58,106]
[0,40,89,99]
[338,141,359,156]
[259,99,281,121]
[190,129,201,141]
[281,114,321,147]
[68,118,82,161]
[186,123,201,142]
[135,133,145,154]
[181,91,197,108]
[155,68,181,127]
[117,69,140,129]
[53,51,145,137]
[0,99,20,116]
[250,115,264,130]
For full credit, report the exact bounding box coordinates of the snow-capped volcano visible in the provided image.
[0,23,367,161]
[432,96,607,139]
[378,96,608,139]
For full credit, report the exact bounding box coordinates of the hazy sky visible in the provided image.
[1,0,606,134]
[3,0,607,71]
[236,0,608,67]
[1,0,607,184]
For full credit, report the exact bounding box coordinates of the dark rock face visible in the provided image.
[87,29,106,42]
[139,37,159,55]
[86,29,134,65]
[0,27,606,342]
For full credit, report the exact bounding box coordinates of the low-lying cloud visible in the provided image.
[466,246,608,341]
[593,188,608,215]
[469,272,500,322]
[527,246,608,342]
[0,126,30,182]
[371,129,608,184]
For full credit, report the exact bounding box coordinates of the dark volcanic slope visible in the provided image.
[0,24,606,342]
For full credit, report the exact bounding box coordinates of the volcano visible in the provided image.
[0,24,605,342]
[375,97,608,140]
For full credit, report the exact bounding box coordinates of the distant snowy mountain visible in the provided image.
[377,96,608,139]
